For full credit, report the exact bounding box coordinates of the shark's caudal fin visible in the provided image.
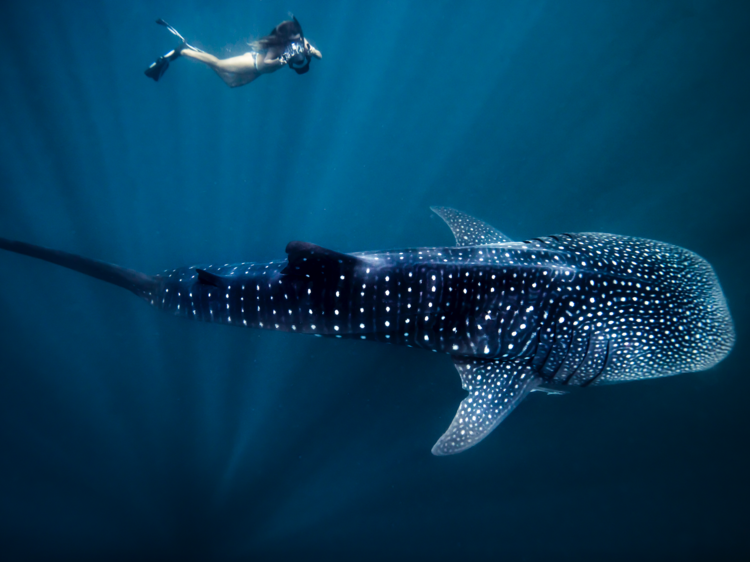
[432,358,540,455]
[0,237,158,298]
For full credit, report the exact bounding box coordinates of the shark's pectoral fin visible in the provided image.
[431,207,513,246]
[432,358,540,456]
[282,241,364,278]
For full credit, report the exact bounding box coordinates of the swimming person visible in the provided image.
[144,17,322,87]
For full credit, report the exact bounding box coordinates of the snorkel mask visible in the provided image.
[287,16,311,74]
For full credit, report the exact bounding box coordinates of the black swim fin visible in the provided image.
[156,18,186,42]
[154,18,205,53]
[144,46,182,81]
[145,18,205,81]
[144,55,171,81]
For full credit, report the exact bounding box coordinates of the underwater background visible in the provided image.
[0,0,748,560]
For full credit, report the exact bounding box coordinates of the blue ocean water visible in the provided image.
[0,1,748,560]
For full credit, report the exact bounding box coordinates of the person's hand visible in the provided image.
[306,43,322,60]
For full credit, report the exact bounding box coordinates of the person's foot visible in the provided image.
[165,41,187,62]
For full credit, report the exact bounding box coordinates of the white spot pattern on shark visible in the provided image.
[0,208,735,455]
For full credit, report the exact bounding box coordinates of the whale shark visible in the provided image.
[0,208,735,455]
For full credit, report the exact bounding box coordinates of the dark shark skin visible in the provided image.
[0,208,735,455]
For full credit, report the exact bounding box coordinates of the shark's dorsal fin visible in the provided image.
[431,207,513,246]
[282,241,363,277]
[432,358,540,456]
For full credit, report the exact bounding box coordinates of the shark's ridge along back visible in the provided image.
[0,208,735,455]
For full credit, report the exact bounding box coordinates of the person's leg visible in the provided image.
[180,49,221,66]
[181,51,259,87]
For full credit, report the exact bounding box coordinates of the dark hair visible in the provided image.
[250,16,304,51]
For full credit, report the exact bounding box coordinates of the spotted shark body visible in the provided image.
[0,208,735,455]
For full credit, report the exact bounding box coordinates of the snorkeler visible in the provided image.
[144,17,322,88]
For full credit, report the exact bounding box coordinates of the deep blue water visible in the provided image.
[1,1,748,560]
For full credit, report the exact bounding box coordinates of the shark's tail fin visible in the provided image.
[0,237,158,299]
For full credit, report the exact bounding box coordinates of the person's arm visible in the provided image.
[302,39,322,60]
[257,53,286,72]
[307,45,322,59]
